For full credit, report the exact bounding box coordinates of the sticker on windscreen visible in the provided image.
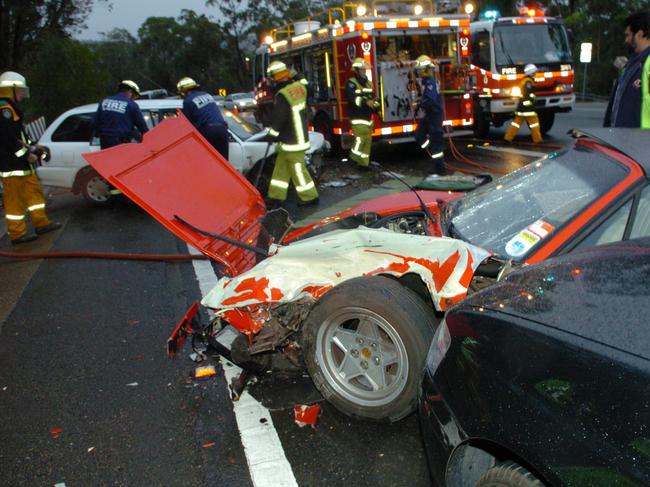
[505,220,555,257]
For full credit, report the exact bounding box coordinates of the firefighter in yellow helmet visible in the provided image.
[264,60,319,206]
[0,71,61,244]
[504,64,542,143]
[345,57,379,169]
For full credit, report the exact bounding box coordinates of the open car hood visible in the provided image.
[83,115,265,276]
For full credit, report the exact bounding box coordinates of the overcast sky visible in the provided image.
[76,0,216,40]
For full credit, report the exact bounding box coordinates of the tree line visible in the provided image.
[1,0,649,123]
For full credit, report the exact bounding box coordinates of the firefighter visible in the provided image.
[504,64,542,143]
[345,58,379,169]
[265,61,318,206]
[95,80,149,149]
[0,71,61,244]
[177,77,229,160]
[413,55,446,174]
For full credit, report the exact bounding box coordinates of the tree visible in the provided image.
[21,32,109,122]
[0,0,107,70]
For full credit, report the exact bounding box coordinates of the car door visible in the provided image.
[37,112,98,188]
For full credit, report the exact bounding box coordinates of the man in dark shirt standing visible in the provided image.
[604,11,650,128]
[177,77,229,160]
[95,80,149,149]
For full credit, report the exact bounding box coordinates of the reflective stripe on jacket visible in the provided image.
[270,80,310,152]
[346,75,374,121]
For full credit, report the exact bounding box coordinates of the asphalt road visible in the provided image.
[0,103,607,487]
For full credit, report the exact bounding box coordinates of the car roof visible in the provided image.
[463,238,650,359]
[572,128,650,175]
[59,99,183,116]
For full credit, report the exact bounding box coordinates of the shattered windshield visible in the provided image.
[494,23,572,68]
[446,146,629,259]
[221,108,262,141]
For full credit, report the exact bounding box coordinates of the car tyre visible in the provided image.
[79,168,113,206]
[302,276,437,422]
[475,461,544,487]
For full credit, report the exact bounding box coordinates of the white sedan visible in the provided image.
[37,99,326,205]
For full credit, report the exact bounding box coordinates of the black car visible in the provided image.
[419,238,650,486]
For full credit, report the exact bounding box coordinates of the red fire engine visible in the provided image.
[252,0,475,149]
[470,6,575,137]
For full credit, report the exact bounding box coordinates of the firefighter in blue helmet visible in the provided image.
[265,60,319,207]
[346,57,379,169]
[413,55,445,174]
[177,77,229,160]
[95,80,149,149]
[0,71,61,244]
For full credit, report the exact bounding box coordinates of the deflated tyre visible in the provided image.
[302,276,438,422]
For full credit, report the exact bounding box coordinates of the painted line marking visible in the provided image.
[187,244,298,487]
[475,145,547,158]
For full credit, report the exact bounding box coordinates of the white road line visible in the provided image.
[187,244,298,487]
[475,145,547,158]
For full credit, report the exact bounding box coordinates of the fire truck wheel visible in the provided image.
[302,276,437,422]
[313,113,340,155]
[538,111,555,135]
[473,103,491,139]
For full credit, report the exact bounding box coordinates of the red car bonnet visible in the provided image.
[83,115,266,276]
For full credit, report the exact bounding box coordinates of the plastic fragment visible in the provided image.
[192,365,217,380]
[293,403,321,429]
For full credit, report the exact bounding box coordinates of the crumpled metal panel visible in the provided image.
[202,227,491,316]
[83,115,266,275]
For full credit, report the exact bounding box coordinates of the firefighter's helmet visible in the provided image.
[351,57,371,69]
[0,71,29,99]
[414,55,434,70]
[267,61,289,78]
[118,80,141,96]
[177,77,199,94]
[524,64,538,76]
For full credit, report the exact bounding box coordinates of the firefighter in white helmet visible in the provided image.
[264,60,319,206]
[345,57,379,169]
[413,55,446,174]
[504,64,542,143]
[0,71,61,244]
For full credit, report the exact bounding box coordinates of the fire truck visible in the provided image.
[252,0,475,149]
[470,6,575,137]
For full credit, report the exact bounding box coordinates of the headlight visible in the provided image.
[426,317,451,373]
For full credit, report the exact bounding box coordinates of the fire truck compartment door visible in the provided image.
[82,114,266,276]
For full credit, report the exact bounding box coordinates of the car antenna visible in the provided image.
[173,214,269,257]
[367,161,437,232]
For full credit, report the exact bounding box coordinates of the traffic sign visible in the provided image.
[580,43,592,63]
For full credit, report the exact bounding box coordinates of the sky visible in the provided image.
[76,0,216,40]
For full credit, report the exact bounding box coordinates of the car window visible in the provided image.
[51,113,95,142]
[222,109,262,141]
[447,145,630,259]
[574,199,633,251]
[630,185,650,239]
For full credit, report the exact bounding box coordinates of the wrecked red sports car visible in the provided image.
[85,117,650,422]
